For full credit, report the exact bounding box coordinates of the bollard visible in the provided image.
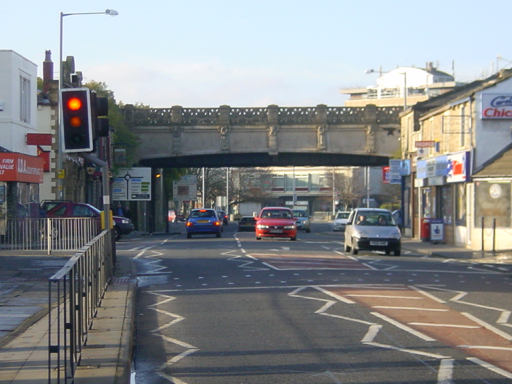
[492,218,496,255]
[481,216,485,256]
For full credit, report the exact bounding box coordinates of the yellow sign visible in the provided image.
[57,169,65,179]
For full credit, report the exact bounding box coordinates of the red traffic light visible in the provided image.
[67,97,82,111]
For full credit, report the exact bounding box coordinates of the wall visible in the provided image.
[0,50,38,155]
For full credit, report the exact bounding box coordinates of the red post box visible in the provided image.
[420,218,430,241]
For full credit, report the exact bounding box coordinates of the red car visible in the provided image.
[255,207,297,241]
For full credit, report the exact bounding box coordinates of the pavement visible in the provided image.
[0,233,511,384]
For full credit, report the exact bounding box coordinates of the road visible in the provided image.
[118,222,512,384]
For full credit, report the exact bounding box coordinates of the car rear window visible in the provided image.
[190,210,216,218]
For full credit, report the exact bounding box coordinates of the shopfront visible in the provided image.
[0,153,44,235]
[415,151,471,245]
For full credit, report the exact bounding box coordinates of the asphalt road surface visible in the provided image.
[118,222,512,384]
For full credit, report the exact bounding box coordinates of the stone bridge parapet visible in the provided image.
[121,104,401,165]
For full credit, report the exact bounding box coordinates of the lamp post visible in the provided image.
[57,9,118,199]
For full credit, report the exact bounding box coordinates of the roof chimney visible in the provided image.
[43,50,53,93]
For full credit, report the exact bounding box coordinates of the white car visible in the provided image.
[344,208,401,256]
[332,211,350,231]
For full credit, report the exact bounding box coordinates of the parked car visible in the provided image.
[332,210,351,231]
[216,209,229,225]
[344,208,401,256]
[237,216,256,231]
[41,200,134,240]
[255,207,297,241]
[186,208,223,238]
[292,209,311,232]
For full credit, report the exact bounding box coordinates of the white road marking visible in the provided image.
[437,359,454,384]
[462,312,512,341]
[459,345,512,351]
[373,306,448,312]
[346,294,423,299]
[361,324,382,343]
[146,291,199,383]
[134,246,154,259]
[371,312,435,341]
[467,357,512,379]
[408,322,479,328]
[364,341,449,359]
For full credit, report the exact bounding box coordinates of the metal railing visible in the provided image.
[0,217,100,254]
[48,230,112,383]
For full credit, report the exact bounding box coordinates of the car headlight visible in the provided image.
[257,224,269,229]
[284,225,296,230]
[121,219,129,224]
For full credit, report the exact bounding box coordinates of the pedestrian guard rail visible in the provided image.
[0,217,100,253]
[48,229,112,383]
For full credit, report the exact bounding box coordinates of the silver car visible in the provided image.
[332,210,350,231]
[292,209,311,233]
[344,208,401,256]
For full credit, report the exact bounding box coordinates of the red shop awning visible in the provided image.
[0,153,44,183]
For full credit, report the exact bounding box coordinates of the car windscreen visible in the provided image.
[261,210,292,218]
[336,212,350,219]
[355,211,394,226]
[292,210,307,217]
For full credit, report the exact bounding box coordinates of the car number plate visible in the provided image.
[197,220,209,223]
[269,229,283,233]
[370,240,388,246]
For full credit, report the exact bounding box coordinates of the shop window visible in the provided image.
[19,75,31,124]
[474,181,511,227]
[440,185,453,224]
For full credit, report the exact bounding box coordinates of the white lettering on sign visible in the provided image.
[17,158,40,176]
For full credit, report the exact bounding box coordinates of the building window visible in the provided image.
[20,75,31,124]
[271,175,284,191]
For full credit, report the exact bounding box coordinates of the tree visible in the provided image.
[83,81,139,169]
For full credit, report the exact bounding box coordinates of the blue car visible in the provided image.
[186,208,223,238]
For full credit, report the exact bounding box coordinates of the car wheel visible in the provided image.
[306,228,311,233]
[394,249,401,256]
[385,250,390,255]
[216,232,221,238]
[344,243,351,252]
[290,236,297,241]
[113,226,121,241]
[256,236,261,240]
[351,238,358,255]
[187,233,192,239]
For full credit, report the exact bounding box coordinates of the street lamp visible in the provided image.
[57,9,118,199]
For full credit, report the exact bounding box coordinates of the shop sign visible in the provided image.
[446,151,470,183]
[418,156,448,179]
[415,140,436,148]
[481,93,512,119]
[0,153,43,183]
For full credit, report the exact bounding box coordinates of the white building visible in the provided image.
[0,50,38,155]
[0,50,44,225]
[342,63,459,107]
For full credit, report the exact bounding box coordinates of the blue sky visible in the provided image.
[3,0,511,107]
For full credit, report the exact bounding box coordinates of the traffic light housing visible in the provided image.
[60,88,93,152]
[90,91,110,137]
